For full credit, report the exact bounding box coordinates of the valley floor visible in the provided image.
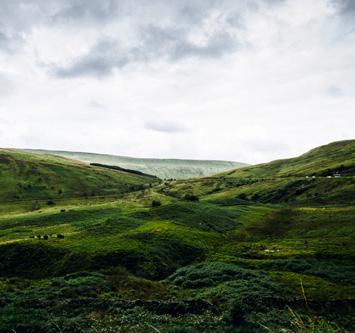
[0,187,354,333]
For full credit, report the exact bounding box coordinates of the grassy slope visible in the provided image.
[0,149,156,202]
[0,140,354,332]
[23,148,247,179]
[166,140,355,205]
[224,139,355,178]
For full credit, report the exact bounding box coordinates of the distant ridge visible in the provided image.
[21,149,247,179]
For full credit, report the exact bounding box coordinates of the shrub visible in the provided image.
[237,193,248,200]
[107,266,130,289]
[152,200,162,207]
[224,300,246,326]
[31,201,41,211]
[168,262,264,289]
[183,194,199,202]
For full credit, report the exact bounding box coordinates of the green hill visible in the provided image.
[0,149,156,202]
[166,140,355,205]
[22,149,246,179]
[224,139,355,178]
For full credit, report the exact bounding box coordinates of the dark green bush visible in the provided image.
[183,194,199,202]
[255,258,355,283]
[224,300,246,326]
[152,200,162,207]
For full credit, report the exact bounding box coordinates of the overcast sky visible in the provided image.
[0,0,354,164]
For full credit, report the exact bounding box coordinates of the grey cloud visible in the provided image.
[52,22,238,78]
[53,39,130,78]
[340,0,355,12]
[52,0,120,23]
[0,73,15,97]
[89,100,107,110]
[145,121,189,133]
[53,0,218,23]
[332,0,355,15]
[143,25,237,60]
[49,0,289,78]
[0,1,55,53]
[174,32,236,59]
[0,32,10,53]
[325,85,344,97]
[0,0,285,67]
[0,0,311,78]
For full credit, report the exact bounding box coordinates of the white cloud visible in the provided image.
[0,0,354,163]
[145,121,190,133]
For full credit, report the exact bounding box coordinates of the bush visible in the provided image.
[224,300,246,325]
[167,262,268,289]
[183,194,199,202]
[237,193,248,200]
[255,258,355,284]
[152,200,162,207]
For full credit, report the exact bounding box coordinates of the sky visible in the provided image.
[0,0,354,164]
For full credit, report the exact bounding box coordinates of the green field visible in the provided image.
[0,140,354,332]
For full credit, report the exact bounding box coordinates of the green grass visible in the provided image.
[223,140,355,178]
[0,149,156,202]
[0,140,354,332]
[167,140,355,205]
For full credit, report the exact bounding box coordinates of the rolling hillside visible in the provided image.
[0,140,354,332]
[0,149,156,202]
[22,149,246,179]
[163,140,355,205]
[223,139,355,178]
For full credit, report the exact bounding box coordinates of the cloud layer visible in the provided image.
[0,0,354,163]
